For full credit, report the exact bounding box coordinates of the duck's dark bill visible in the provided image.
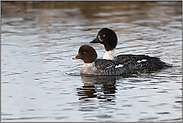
[90,37,101,43]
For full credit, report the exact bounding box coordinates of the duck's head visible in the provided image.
[90,28,118,51]
[73,45,97,63]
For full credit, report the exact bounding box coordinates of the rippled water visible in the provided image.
[1,1,182,122]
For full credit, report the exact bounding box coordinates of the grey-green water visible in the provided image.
[1,1,182,122]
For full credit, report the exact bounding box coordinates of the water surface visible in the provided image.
[1,1,182,122]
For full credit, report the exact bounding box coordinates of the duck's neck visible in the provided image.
[81,62,95,75]
[103,50,115,60]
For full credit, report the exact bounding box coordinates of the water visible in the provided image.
[1,1,182,122]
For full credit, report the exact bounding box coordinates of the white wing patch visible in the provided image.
[141,59,147,62]
[137,60,141,63]
[137,59,147,63]
[106,65,113,69]
[115,64,124,68]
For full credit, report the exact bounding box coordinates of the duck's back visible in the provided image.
[94,59,130,76]
[114,54,171,71]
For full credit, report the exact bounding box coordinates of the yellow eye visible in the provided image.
[83,51,86,54]
[103,34,106,37]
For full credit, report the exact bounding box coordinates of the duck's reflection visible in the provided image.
[77,75,123,100]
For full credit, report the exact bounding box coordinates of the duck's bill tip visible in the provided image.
[90,38,101,43]
[72,57,78,59]
[72,55,81,59]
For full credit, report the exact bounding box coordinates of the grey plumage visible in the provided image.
[94,59,130,76]
[114,54,171,71]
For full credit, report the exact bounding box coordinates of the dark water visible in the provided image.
[1,1,182,122]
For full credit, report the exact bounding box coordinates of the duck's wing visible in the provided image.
[114,54,151,63]
[94,59,119,69]
[114,54,170,70]
[94,59,130,76]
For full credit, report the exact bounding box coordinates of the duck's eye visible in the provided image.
[83,51,86,54]
[103,34,106,37]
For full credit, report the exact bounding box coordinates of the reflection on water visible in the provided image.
[77,75,122,100]
[1,1,182,122]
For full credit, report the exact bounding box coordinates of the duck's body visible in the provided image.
[90,28,171,71]
[81,59,130,76]
[114,54,169,70]
[73,45,130,76]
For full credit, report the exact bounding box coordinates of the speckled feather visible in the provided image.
[114,54,170,70]
[94,59,130,75]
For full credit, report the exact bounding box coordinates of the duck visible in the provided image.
[90,28,171,71]
[72,45,131,76]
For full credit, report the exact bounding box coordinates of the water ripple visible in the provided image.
[1,1,182,122]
